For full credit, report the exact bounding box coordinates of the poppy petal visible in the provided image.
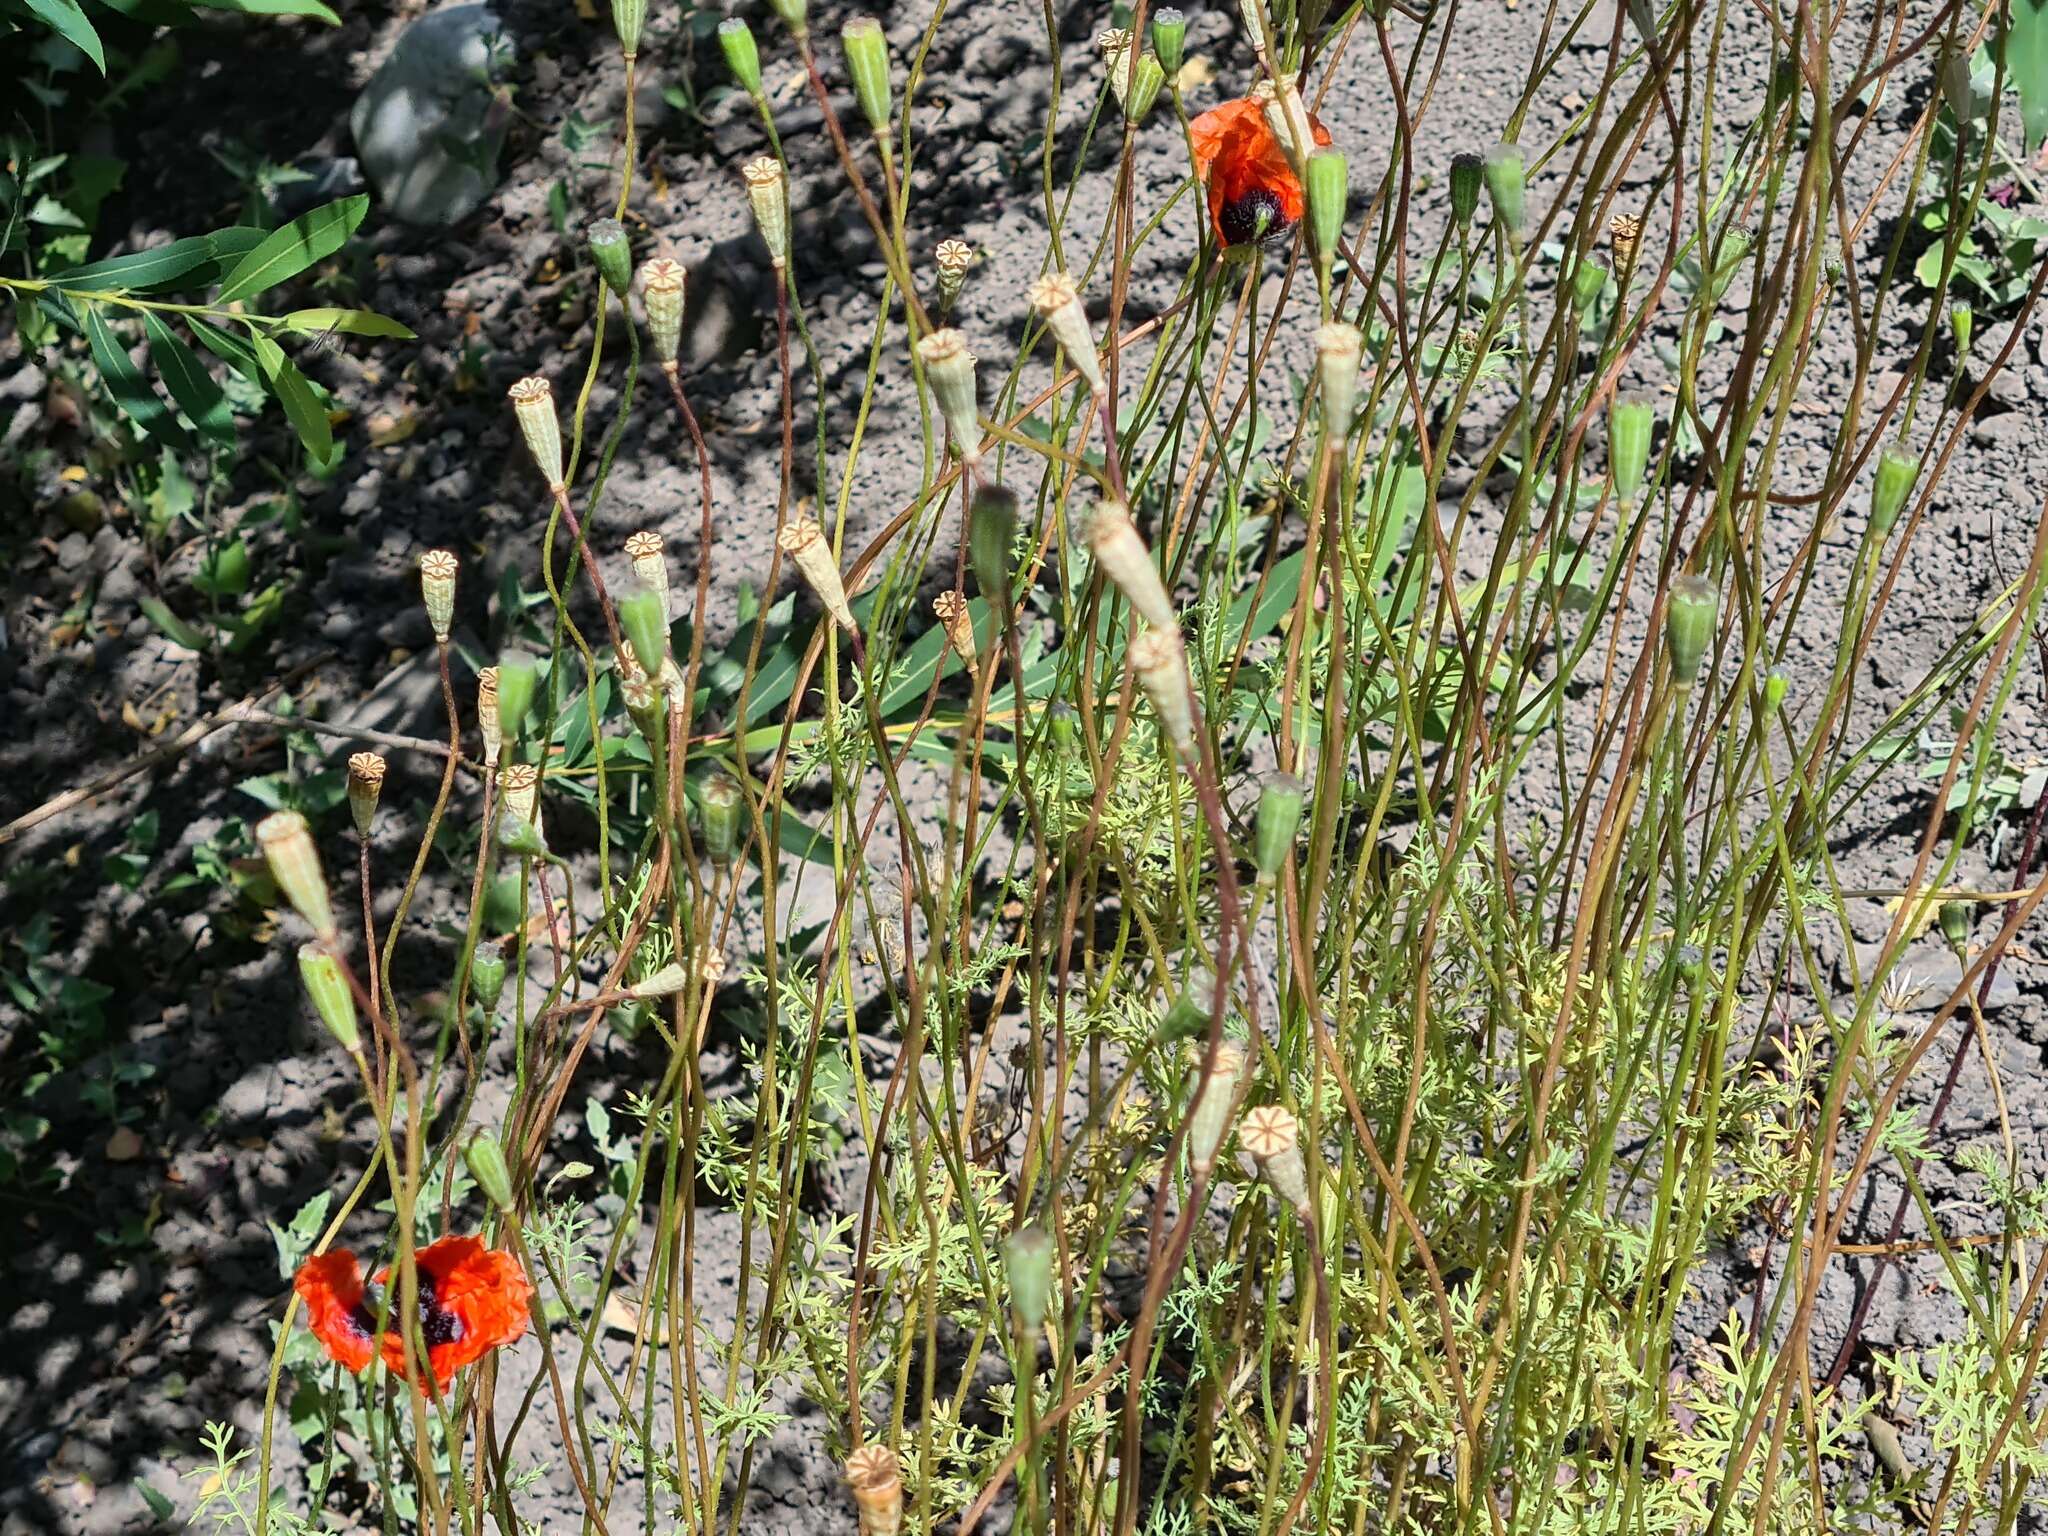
[373,1236,534,1389]
[293,1251,376,1374]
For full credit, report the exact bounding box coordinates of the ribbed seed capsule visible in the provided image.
[1950,301,1973,354]
[638,258,685,368]
[1253,772,1304,880]
[1482,140,1526,236]
[844,1446,903,1536]
[470,941,508,1011]
[1448,153,1482,228]
[1609,395,1654,506]
[508,377,565,494]
[1305,149,1347,270]
[1572,256,1608,313]
[766,0,806,36]
[719,17,763,94]
[297,944,360,1053]
[933,590,976,667]
[1001,1225,1056,1330]
[841,17,892,138]
[1086,501,1176,631]
[1240,1104,1311,1215]
[417,548,458,641]
[934,239,973,313]
[969,484,1017,604]
[346,752,386,839]
[499,763,542,838]
[619,589,671,681]
[777,514,858,633]
[1315,322,1361,442]
[495,650,537,745]
[464,1133,516,1214]
[1098,29,1134,109]
[1870,442,1918,537]
[742,158,790,268]
[1665,574,1718,682]
[1256,76,1317,174]
[258,811,336,940]
[917,328,981,466]
[476,667,502,767]
[1151,7,1186,77]
[1609,212,1643,272]
[625,530,671,628]
[1125,54,1165,120]
[1763,666,1790,715]
[1130,628,1196,761]
[1029,273,1105,397]
[586,217,632,297]
[1237,0,1272,56]
[1187,1041,1247,1178]
[698,771,743,864]
[609,0,644,57]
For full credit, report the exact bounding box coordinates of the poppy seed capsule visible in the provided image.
[841,17,892,138]
[586,217,632,298]
[1086,502,1176,631]
[619,589,671,681]
[1240,1104,1311,1215]
[495,650,537,745]
[1870,442,1918,537]
[346,751,386,839]
[1253,771,1305,880]
[766,0,806,36]
[499,807,547,860]
[464,1133,516,1214]
[934,238,973,313]
[470,941,508,1011]
[1255,76,1317,175]
[1097,29,1134,109]
[699,771,743,865]
[777,515,858,633]
[1609,395,1654,507]
[1305,149,1347,269]
[297,945,360,1054]
[1315,323,1362,442]
[476,668,502,767]
[969,484,1017,605]
[1029,273,1106,397]
[1951,301,1973,353]
[1130,627,1197,761]
[1151,7,1186,77]
[718,17,763,94]
[508,377,565,494]
[844,1445,903,1536]
[1001,1224,1056,1330]
[1448,152,1482,228]
[418,549,459,642]
[1609,212,1643,272]
[627,963,690,1000]
[609,0,644,57]
[259,811,336,939]
[916,328,981,466]
[742,158,790,268]
[638,258,685,369]
[1125,54,1166,121]
[624,530,671,628]
[1572,256,1608,314]
[1187,1041,1247,1178]
[933,590,976,667]
[1236,0,1272,56]
[1763,666,1790,715]
[619,671,661,741]
[1482,140,1526,236]
[499,763,541,836]
[1665,574,1718,682]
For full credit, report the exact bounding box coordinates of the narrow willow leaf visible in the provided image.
[279,306,416,339]
[2016,1,2048,151]
[186,0,341,18]
[254,334,334,463]
[143,312,235,444]
[187,316,265,381]
[214,195,368,305]
[22,0,105,73]
[84,306,192,451]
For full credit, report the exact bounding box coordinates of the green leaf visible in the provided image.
[132,1479,175,1523]
[2012,0,2048,152]
[20,0,105,73]
[214,195,369,305]
[187,316,265,381]
[138,596,210,651]
[84,306,193,452]
[185,0,340,18]
[253,335,334,463]
[51,233,216,292]
[143,313,235,444]
[279,306,416,340]
[193,537,252,599]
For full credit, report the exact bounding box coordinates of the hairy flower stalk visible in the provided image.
[743,157,790,269]
[1187,1041,1247,1178]
[778,514,857,633]
[346,752,386,840]
[844,1446,903,1536]
[258,810,336,941]
[1029,272,1106,398]
[507,377,565,495]
[933,590,976,667]
[639,258,685,369]
[917,328,982,468]
[1240,1104,1311,1216]
[1130,627,1196,761]
[417,549,459,643]
[934,238,974,314]
[1085,501,1176,631]
[476,668,502,768]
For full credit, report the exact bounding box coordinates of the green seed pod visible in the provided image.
[297,944,360,1053]
[619,588,670,681]
[495,650,538,743]
[1709,224,1753,302]
[586,218,633,298]
[1448,152,1482,228]
[1482,140,1526,236]
[497,814,549,859]
[765,0,807,38]
[699,771,744,865]
[719,17,763,95]
[1305,149,1347,270]
[1939,900,1971,952]
[1609,394,1654,506]
[470,941,508,1011]
[1571,256,1608,314]
[609,0,644,58]
[1763,666,1789,715]
[258,811,336,940]
[1124,52,1166,121]
[1950,301,1973,354]
[969,484,1018,606]
[1665,574,1718,682]
[1001,1225,1056,1330]
[464,1133,518,1213]
[483,868,526,934]
[1151,8,1186,77]
[841,17,892,138]
[1253,772,1305,880]
[638,258,686,369]
[1048,701,1079,758]
[1870,441,1918,537]
[346,752,386,840]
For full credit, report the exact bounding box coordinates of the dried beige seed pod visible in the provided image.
[417,548,459,642]
[256,810,336,940]
[777,514,857,633]
[476,667,502,767]
[1029,272,1106,398]
[1609,212,1643,272]
[1253,75,1316,175]
[1187,1040,1247,1178]
[1097,28,1134,108]
[934,238,974,311]
[1237,0,1272,55]
[697,950,728,985]
[844,1445,903,1536]
[1129,626,1195,760]
[498,763,542,839]
[346,752,386,839]
[508,376,566,493]
[932,590,976,667]
[638,257,685,368]
[625,530,671,629]
[1240,1103,1311,1214]
[743,157,790,268]
[1314,322,1362,441]
[1085,501,1176,631]
[916,328,981,467]
[627,963,689,999]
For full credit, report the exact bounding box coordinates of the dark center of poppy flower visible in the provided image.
[347,1272,466,1347]
[1219,187,1291,249]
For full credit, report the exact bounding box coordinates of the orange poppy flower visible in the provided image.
[1189,96,1333,248]
[293,1235,534,1390]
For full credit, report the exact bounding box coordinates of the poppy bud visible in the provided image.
[1763,665,1789,715]
[699,770,744,865]
[464,1133,517,1214]
[1609,394,1653,507]
[1160,988,1208,1042]
[1151,7,1186,76]
[1187,1041,1247,1178]
[1315,322,1361,442]
[1305,149,1347,270]
[841,17,892,139]
[619,588,671,681]
[586,217,632,298]
[1085,501,1176,631]
[1482,140,1526,236]
[1253,771,1304,880]
[1448,152,1482,228]
[1571,256,1608,314]
[1665,574,1718,682]
[1939,900,1971,953]
[610,0,643,57]
[934,238,974,314]
[719,17,763,94]
[1870,441,1918,537]
[259,811,336,940]
[1130,627,1196,762]
[417,548,459,642]
[624,529,670,628]
[476,667,503,767]
[508,376,566,495]
[347,751,386,840]
[496,650,537,745]
[917,328,982,466]
[1950,301,1972,354]
[765,0,806,38]
[1000,1224,1056,1330]
[1125,53,1165,121]
[777,514,858,633]
[470,940,508,1011]
[742,157,790,269]
[844,1446,903,1536]
[1029,273,1106,397]
[639,258,685,368]
[1240,1104,1311,1215]
[969,483,1017,605]
[297,944,360,1054]
[933,590,976,667]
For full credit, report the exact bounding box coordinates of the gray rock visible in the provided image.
[350,5,514,228]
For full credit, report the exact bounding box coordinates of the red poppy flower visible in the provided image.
[293,1235,534,1390]
[1189,95,1333,248]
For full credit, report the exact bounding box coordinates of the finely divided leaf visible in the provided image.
[214,195,369,305]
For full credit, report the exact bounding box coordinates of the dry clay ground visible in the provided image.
[1,0,2045,1531]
